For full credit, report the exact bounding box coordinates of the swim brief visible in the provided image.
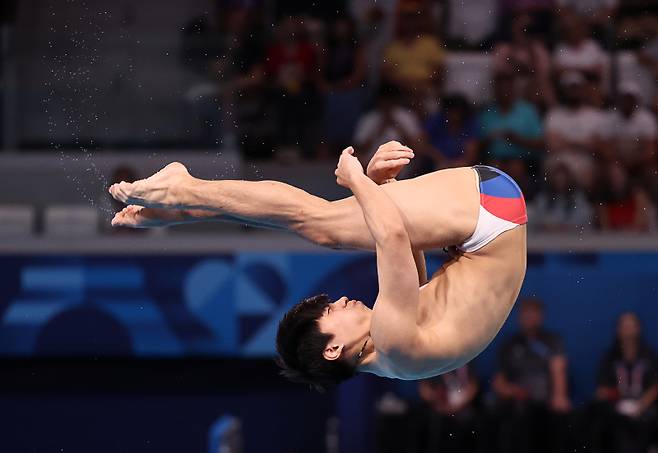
[459,165,527,253]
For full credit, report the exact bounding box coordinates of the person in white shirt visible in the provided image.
[553,12,609,86]
[556,0,618,31]
[600,81,657,175]
[545,71,607,189]
[353,84,435,176]
[529,162,593,232]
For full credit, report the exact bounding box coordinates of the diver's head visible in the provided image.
[276,294,372,392]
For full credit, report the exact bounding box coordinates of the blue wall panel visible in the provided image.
[0,251,657,403]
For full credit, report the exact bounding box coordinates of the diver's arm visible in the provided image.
[412,249,428,286]
[365,144,426,285]
[336,148,421,353]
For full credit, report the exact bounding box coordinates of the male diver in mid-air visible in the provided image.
[109,141,527,391]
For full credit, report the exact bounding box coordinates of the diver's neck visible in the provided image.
[355,338,395,378]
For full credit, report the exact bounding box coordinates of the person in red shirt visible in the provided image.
[596,164,655,232]
[265,16,320,159]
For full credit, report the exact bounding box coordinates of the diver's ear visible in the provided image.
[323,343,344,361]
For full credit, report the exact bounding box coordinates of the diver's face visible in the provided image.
[317,296,371,361]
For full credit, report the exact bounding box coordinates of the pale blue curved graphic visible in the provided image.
[184,259,237,353]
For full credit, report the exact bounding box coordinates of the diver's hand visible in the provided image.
[366,140,414,185]
[335,147,364,189]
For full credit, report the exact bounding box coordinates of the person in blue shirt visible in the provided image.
[479,72,545,197]
[425,94,481,169]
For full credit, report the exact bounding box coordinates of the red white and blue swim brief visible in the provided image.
[459,165,527,253]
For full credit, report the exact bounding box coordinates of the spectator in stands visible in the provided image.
[498,0,556,43]
[353,84,429,174]
[265,16,320,160]
[408,364,482,453]
[530,162,593,232]
[553,12,608,89]
[424,94,481,169]
[646,92,658,209]
[214,7,267,156]
[443,0,498,50]
[348,0,397,84]
[479,72,545,197]
[493,13,555,110]
[638,27,658,81]
[381,3,445,112]
[616,0,658,49]
[318,16,368,159]
[600,81,657,176]
[592,312,658,453]
[492,297,571,453]
[182,8,268,153]
[556,0,618,46]
[545,71,607,190]
[595,163,656,231]
[181,13,224,147]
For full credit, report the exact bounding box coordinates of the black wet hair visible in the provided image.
[275,294,358,392]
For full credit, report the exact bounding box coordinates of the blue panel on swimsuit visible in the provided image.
[479,174,522,199]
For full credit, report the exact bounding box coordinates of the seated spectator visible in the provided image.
[556,0,618,46]
[553,12,609,88]
[318,16,368,158]
[443,0,498,50]
[182,8,268,152]
[638,27,658,81]
[616,0,658,49]
[530,162,593,232]
[498,0,556,43]
[595,163,656,231]
[479,72,545,197]
[493,13,555,110]
[382,3,445,112]
[353,84,428,173]
[214,7,268,156]
[492,297,571,453]
[545,71,607,190]
[348,0,398,84]
[265,16,320,160]
[408,364,482,452]
[600,81,657,176]
[592,312,658,453]
[424,94,481,169]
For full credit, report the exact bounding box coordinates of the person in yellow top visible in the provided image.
[382,6,445,109]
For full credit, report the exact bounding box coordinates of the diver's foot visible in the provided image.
[108,162,194,208]
[111,205,184,228]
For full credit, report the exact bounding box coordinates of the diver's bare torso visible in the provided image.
[358,169,527,379]
[374,225,527,379]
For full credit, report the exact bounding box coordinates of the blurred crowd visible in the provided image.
[376,299,658,453]
[180,0,658,234]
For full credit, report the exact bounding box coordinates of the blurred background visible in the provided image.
[1,0,658,452]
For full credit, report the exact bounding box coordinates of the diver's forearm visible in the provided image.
[349,173,409,245]
[413,249,428,285]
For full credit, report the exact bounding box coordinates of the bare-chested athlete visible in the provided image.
[109,141,527,391]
